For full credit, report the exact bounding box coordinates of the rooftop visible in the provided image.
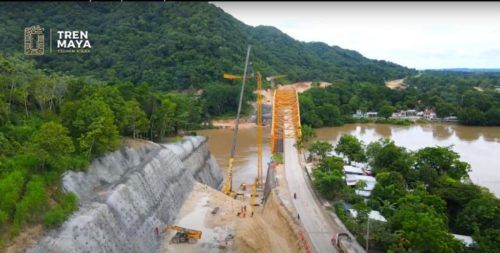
[348,209,387,222]
[345,174,376,191]
[344,165,364,175]
[452,234,475,247]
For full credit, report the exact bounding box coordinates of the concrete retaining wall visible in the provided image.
[29,136,223,253]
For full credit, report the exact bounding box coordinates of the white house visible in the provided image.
[345,174,376,191]
[349,209,387,222]
[452,234,475,247]
[344,165,364,175]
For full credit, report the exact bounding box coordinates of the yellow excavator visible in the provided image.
[161,225,202,244]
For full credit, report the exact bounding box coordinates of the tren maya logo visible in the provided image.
[24,25,92,55]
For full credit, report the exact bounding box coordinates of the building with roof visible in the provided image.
[343,165,364,175]
[452,234,475,247]
[348,209,387,222]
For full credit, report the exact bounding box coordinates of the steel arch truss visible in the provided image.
[271,87,302,153]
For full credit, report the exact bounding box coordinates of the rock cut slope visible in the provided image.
[29,136,223,253]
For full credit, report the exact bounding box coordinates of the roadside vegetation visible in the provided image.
[307,135,500,252]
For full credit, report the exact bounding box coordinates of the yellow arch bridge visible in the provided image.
[270,87,302,153]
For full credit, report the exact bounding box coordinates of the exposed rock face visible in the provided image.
[29,136,223,253]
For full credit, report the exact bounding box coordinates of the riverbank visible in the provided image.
[198,123,500,198]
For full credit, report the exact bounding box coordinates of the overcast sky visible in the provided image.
[212,2,500,70]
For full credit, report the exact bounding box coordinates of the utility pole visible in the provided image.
[366,217,370,252]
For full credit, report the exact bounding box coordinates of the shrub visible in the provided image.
[272,153,283,164]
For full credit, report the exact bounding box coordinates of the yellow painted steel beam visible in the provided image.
[270,87,302,153]
[223,73,242,80]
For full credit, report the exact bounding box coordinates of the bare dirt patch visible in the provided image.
[160,182,300,253]
[385,78,406,89]
[4,224,44,253]
[211,118,256,129]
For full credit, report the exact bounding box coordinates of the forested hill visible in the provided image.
[0,2,415,90]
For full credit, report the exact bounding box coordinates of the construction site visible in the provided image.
[156,46,364,253]
[27,45,364,253]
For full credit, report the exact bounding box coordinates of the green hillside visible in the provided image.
[0,2,415,90]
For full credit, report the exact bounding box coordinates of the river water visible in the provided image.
[198,123,500,197]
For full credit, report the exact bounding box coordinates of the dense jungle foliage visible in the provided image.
[308,136,500,252]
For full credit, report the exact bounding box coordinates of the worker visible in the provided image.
[297,213,300,220]
[294,193,297,199]
[250,211,254,217]
[155,227,159,236]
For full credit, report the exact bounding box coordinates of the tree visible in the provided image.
[300,124,316,143]
[379,104,395,119]
[335,134,366,164]
[295,124,316,150]
[202,83,250,117]
[431,180,483,232]
[414,146,470,183]
[456,194,500,234]
[31,121,75,171]
[0,170,26,219]
[458,108,486,125]
[389,190,464,253]
[317,156,344,173]
[435,102,457,118]
[366,139,414,176]
[312,165,345,200]
[73,98,120,157]
[308,141,333,161]
[318,103,344,126]
[167,92,202,133]
[14,176,48,224]
[123,100,149,138]
[371,172,407,211]
[485,108,500,125]
[150,96,176,140]
[471,228,500,253]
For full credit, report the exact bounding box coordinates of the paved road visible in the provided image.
[284,137,366,253]
[284,137,339,253]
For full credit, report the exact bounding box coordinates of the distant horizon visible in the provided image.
[420,67,500,72]
[213,2,500,70]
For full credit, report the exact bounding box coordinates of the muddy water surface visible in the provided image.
[198,123,500,197]
[197,127,272,189]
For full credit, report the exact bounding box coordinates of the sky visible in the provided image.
[212,2,500,70]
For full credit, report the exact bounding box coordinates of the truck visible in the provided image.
[331,233,365,253]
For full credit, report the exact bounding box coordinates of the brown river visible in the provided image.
[197,123,500,197]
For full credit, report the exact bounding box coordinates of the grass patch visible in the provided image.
[272,153,284,164]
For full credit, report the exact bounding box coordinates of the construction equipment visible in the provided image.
[223,73,254,80]
[222,45,252,197]
[162,225,202,244]
[256,71,263,188]
[331,233,364,253]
